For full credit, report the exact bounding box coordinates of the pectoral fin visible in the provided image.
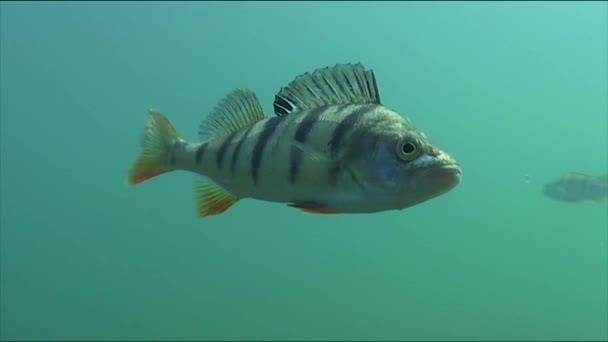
[288,202,338,214]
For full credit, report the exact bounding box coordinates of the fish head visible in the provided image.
[346,110,462,209]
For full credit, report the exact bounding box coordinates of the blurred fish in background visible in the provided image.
[542,172,608,203]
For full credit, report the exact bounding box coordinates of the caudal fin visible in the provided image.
[127,109,180,185]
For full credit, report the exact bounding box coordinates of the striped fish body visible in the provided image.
[542,172,608,203]
[178,104,388,205]
[127,63,462,217]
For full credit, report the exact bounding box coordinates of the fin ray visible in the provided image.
[127,109,179,185]
[195,178,239,217]
[198,89,266,141]
[273,63,381,116]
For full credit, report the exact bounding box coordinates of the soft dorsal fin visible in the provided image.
[273,63,381,116]
[198,89,267,141]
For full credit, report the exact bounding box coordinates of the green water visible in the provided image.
[1,1,607,340]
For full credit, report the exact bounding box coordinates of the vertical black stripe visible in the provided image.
[230,126,254,175]
[216,132,238,169]
[289,106,328,184]
[251,115,288,184]
[195,142,208,164]
[328,105,374,157]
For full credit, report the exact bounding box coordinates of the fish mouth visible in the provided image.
[409,162,462,196]
[424,163,462,189]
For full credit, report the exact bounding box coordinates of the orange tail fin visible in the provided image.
[127,109,180,185]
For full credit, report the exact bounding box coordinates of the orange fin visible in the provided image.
[288,202,338,214]
[298,207,339,214]
[127,109,180,185]
[195,179,239,217]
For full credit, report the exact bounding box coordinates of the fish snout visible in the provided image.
[421,163,462,193]
[408,154,462,198]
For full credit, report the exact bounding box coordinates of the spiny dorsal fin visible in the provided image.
[273,63,382,116]
[194,178,239,217]
[198,89,266,141]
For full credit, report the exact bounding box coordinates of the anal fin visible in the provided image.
[195,179,239,217]
[288,201,338,215]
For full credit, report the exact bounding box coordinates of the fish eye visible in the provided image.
[396,138,419,161]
